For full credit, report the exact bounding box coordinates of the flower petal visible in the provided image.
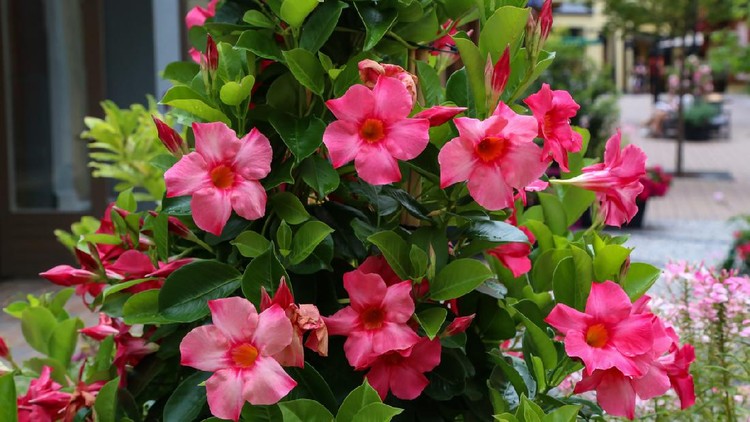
[466,165,514,211]
[326,84,374,122]
[179,325,232,372]
[371,322,420,356]
[234,128,272,180]
[252,304,294,357]
[438,136,478,188]
[191,188,232,236]
[343,331,376,369]
[323,120,362,168]
[242,356,297,405]
[208,297,259,344]
[365,363,391,400]
[389,366,429,400]
[383,118,430,161]
[354,145,402,185]
[499,140,548,189]
[373,76,413,121]
[343,270,387,312]
[595,370,636,420]
[230,180,267,221]
[405,338,442,373]
[164,152,211,197]
[324,307,359,336]
[585,281,632,322]
[193,122,241,165]
[632,364,670,400]
[610,314,654,357]
[205,369,247,421]
[545,303,592,334]
[383,281,416,323]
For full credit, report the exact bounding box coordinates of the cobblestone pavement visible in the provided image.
[1,93,749,361]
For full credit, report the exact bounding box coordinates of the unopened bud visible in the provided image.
[540,0,553,41]
[205,34,218,72]
[152,116,187,157]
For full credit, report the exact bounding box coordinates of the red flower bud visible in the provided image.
[540,0,553,40]
[443,314,475,337]
[205,34,218,72]
[491,45,511,95]
[0,336,9,359]
[152,116,186,157]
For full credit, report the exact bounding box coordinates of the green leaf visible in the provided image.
[522,220,554,251]
[337,380,382,422]
[488,351,528,399]
[380,187,430,221]
[282,48,326,96]
[280,0,319,28]
[0,373,18,422]
[236,30,285,62]
[287,364,338,413]
[152,212,169,262]
[159,261,242,322]
[430,258,494,300]
[353,4,397,51]
[467,219,529,243]
[542,405,581,422]
[21,307,57,355]
[300,1,347,52]
[241,246,289,305]
[367,231,411,280]
[277,399,334,422]
[394,7,438,42]
[93,377,120,422]
[164,371,211,422]
[415,307,447,340]
[243,10,275,28]
[453,34,486,115]
[593,245,632,282]
[269,192,311,225]
[537,192,568,236]
[277,221,293,253]
[232,230,272,258]
[517,395,544,422]
[269,114,325,161]
[300,155,339,197]
[479,6,530,61]
[161,86,230,124]
[116,188,136,212]
[416,61,443,106]
[289,221,334,265]
[409,244,428,279]
[514,311,557,369]
[622,262,661,301]
[123,290,174,325]
[352,403,403,422]
[552,246,593,311]
[162,61,199,84]
[446,68,472,110]
[48,317,83,365]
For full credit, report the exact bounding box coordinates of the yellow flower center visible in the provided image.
[585,323,609,348]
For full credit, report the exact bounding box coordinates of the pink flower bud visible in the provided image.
[540,0,553,40]
[152,117,187,157]
[414,106,467,127]
[444,314,475,337]
[491,45,511,95]
[205,34,218,72]
[0,336,9,359]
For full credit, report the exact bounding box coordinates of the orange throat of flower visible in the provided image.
[585,323,609,348]
[359,118,386,144]
[231,343,259,368]
[360,307,386,330]
[210,165,235,189]
[475,136,508,163]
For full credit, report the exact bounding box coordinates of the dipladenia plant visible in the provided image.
[1,1,696,421]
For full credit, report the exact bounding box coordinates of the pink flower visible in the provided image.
[186,0,219,63]
[164,122,272,235]
[545,281,655,377]
[17,366,72,422]
[414,106,467,127]
[365,337,441,400]
[661,343,696,409]
[438,102,548,210]
[325,269,420,369]
[180,297,297,421]
[524,84,582,171]
[80,313,121,341]
[486,227,535,277]
[554,132,646,227]
[358,59,418,103]
[61,379,106,422]
[358,255,402,286]
[323,76,429,185]
[431,20,458,56]
[259,278,328,367]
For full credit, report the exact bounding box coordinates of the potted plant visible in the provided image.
[626,165,673,228]
[684,101,718,140]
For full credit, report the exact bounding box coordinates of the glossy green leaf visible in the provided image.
[243,10,275,28]
[522,220,554,251]
[48,317,83,365]
[164,371,211,422]
[593,245,632,282]
[232,230,272,258]
[337,380,381,422]
[430,258,494,300]
[479,6,529,61]
[269,192,311,225]
[21,307,57,355]
[300,1,347,52]
[538,192,567,236]
[453,34,486,115]
[300,155,339,197]
[367,231,411,280]
[416,61,443,106]
[280,0,319,28]
[241,246,289,306]
[236,30,285,62]
[542,405,581,422]
[161,86,230,124]
[467,220,528,243]
[282,48,326,95]
[416,307,447,340]
[287,364,338,413]
[0,373,18,422]
[116,188,136,212]
[395,7,438,42]
[277,399,334,422]
[409,244,428,279]
[515,311,557,370]
[354,4,397,51]
[352,403,403,422]
[552,246,593,311]
[289,221,334,265]
[488,351,529,399]
[269,114,325,161]
[277,221,293,253]
[446,68,472,110]
[622,262,661,301]
[558,186,596,227]
[123,290,174,325]
[159,261,242,322]
[162,62,200,84]
[93,377,120,422]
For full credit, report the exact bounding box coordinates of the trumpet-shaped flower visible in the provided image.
[414,106,467,127]
[180,297,296,421]
[323,76,430,185]
[164,122,272,236]
[365,337,442,400]
[325,269,420,369]
[486,226,535,277]
[553,131,646,226]
[438,102,548,210]
[545,281,655,377]
[524,83,582,171]
[17,366,72,422]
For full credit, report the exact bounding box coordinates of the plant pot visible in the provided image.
[685,123,711,141]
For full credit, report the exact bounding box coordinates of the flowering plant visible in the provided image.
[1,1,695,421]
[638,166,672,201]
